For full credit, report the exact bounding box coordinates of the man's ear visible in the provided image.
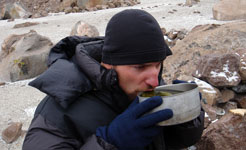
[101,62,113,69]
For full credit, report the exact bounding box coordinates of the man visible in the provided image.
[23,9,204,150]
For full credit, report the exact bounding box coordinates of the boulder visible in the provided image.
[232,83,246,94]
[213,0,246,21]
[70,21,99,37]
[194,78,222,106]
[219,89,235,103]
[193,53,241,87]
[0,30,53,82]
[1,122,22,144]
[0,2,31,20]
[196,112,246,150]
[234,94,246,108]
[162,22,246,84]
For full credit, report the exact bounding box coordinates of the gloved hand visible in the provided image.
[96,96,173,150]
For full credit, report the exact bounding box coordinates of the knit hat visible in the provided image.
[102,9,172,65]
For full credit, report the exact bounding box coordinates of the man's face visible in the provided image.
[113,62,162,100]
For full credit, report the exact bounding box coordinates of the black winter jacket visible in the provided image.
[22,36,204,150]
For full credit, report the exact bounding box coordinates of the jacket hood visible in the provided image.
[29,36,124,109]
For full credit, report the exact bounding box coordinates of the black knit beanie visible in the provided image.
[102,9,172,65]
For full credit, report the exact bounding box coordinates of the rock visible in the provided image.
[232,83,246,94]
[1,34,23,60]
[1,122,22,144]
[234,94,246,108]
[185,0,199,7]
[176,29,187,40]
[64,6,73,14]
[107,2,116,8]
[213,0,246,21]
[0,30,53,82]
[167,29,178,40]
[193,53,241,87]
[204,112,212,129]
[164,36,176,48]
[235,49,246,80]
[7,18,15,22]
[0,2,31,20]
[32,13,42,18]
[219,89,235,103]
[95,4,102,10]
[13,22,39,29]
[194,77,222,106]
[162,22,246,84]
[61,0,77,9]
[73,6,80,12]
[161,27,166,35]
[70,21,99,37]
[77,0,107,9]
[0,82,5,86]
[112,0,122,7]
[201,102,217,122]
[193,10,200,14]
[196,113,246,150]
[218,101,238,114]
[101,4,109,9]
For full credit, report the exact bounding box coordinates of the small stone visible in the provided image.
[95,5,102,10]
[0,82,6,86]
[193,10,201,14]
[7,18,15,22]
[70,21,99,37]
[13,22,40,29]
[161,27,166,35]
[64,7,73,14]
[168,30,178,40]
[107,3,115,8]
[2,122,23,144]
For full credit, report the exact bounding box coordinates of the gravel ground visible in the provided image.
[0,0,230,149]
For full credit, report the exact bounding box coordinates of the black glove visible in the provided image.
[96,96,173,150]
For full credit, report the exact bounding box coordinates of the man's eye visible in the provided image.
[134,65,145,69]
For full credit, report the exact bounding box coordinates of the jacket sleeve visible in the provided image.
[23,114,117,150]
[80,135,117,150]
[163,108,205,149]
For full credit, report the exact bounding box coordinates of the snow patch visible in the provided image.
[210,60,239,82]
[194,78,214,90]
[202,89,217,93]
[212,119,218,123]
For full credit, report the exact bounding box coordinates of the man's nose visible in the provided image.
[145,68,159,88]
